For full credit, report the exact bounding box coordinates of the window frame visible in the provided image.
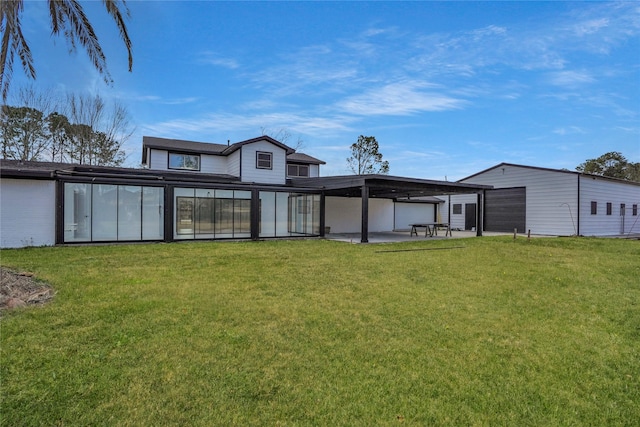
[452,204,462,215]
[256,151,273,170]
[590,201,597,215]
[168,152,201,171]
[633,204,638,216]
[606,202,612,215]
[287,164,310,177]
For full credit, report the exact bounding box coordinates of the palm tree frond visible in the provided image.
[102,0,133,72]
[48,0,112,85]
[1,0,35,101]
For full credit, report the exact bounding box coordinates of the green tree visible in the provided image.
[347,135,390,175]
[576,152,640,182]
[0,105,49,160]
[1,90,130,165]
[0,0,133,100]
[47,112,71,163]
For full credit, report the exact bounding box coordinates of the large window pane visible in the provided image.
[234,199,251,237]
[195,189,215,235]
[260,192,276,237]
[64,183,92,242]
[169,153,200,170]
[215,198,234,236]
[118,186,142,240]
[312,194,321,235]
[275,192,290,237]
[92,184,118,241]
[175,188,195,238]
[176,197,194,235]
[142,187,164,240]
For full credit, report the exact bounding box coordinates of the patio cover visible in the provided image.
[290,174,493,242]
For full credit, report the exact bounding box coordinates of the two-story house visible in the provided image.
[1,135,491,248]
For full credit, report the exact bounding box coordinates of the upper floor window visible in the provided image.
[590,201,597,215]
[287,164,309,177]
[256,151,272,170]
[169,153,200,171]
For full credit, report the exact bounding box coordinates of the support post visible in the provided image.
[361,184,369,243]
[476,192,483,237]
[319,192,326,237]
[251,189,260,241]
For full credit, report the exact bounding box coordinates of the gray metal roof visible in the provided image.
[461,162,640,186]
[286,152,326,165]
[289,174,492,199]
[141,135,311,164]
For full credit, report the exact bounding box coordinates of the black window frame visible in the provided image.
[590,201,597,215]
[168,152,201,171]
[256,151,273,170]
[633,204,638,216]
[452,204,462,215]
[606,202,612,215]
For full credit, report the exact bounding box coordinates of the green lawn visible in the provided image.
[1,237,639,426]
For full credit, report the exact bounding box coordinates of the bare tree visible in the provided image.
[261,126,305,151]
[65,93,131,165]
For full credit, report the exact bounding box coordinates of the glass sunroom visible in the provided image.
[63,182,165,243]
[62,183,322,244]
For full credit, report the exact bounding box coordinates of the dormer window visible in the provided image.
[256,151,272,170]
[287,164,309,177]
[169,152,200,171]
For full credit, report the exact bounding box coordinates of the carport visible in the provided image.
[290,174,492,243]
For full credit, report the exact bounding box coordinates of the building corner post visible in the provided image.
[319,192,326,237]
[361,184,369,243]
[251,189,260,241]
[476,192,483,237]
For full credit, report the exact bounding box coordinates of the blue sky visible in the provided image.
[12,1,640,180]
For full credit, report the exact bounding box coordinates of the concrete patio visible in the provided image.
[324,230,505,244]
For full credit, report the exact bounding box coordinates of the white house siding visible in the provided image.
[462,165,578,236]
[148,149,228,175]
[240,141,287,184]
[579,176,640,236]
[227,150,240,178]
[1,179,56,248]
[393,202,437,231]
[149,149,168,170]
[443,194,479,230]
[325,197,394,233]
[200,155,227,175]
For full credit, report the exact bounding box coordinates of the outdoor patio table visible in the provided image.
[410,223,451,237]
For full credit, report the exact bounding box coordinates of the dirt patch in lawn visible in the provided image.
[0,268,55,313]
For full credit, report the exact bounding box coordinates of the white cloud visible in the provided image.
[198,51,240,69]
[337,81,466,116]
[573,18,610,37]
[142,112,355,142]
[547,70,595,87]
[553,126,587,136]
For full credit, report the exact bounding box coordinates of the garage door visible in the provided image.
[484,187,526,233]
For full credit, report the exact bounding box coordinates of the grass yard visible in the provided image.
[1,237,639,426]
